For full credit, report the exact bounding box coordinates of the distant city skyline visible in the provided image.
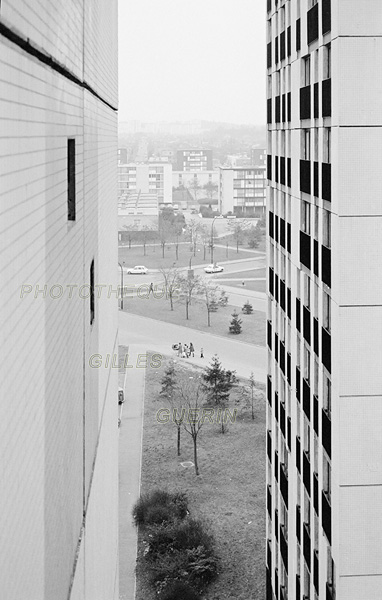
[118,0,266,125]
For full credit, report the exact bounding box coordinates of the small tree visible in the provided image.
[245,223,262,249]
[218,290,229,307]
[187,177,201,206]
[158,219,174,258]
[249,372,256,421]
[160,266,180,311]
[201,355,237,433]
[122,224,137,249]
[203,181,218,203]
[229,311,242,334]
[177,373,206,476]
[242,300,253,314]
[231,222,247,253]
[160,362,185,456]
[197,281,221,327]
[177,273,202,320]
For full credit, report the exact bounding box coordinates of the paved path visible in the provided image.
[118,344,146,600]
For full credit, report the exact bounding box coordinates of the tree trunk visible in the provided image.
[193,435,199,476]
[176,244,179,260]
[203,245,206,260]
[162,243,165,258]
[251,391,255,420]
[207,308,210,327]
[186,299,189,320]
[170,292,174,311]
[193,241,196,256]
[236,239,239,253]
[144,241,146,256]
[177,425,181,456]
[129,238,131,249]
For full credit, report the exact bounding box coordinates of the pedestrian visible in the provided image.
[149,282,154,294]
[184,344,189,358]
[200,347,204,358]
[178,343,183,357]
[189,342,194,357]
[242,280,245,286]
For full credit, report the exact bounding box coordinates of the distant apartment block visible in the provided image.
[176,149,213,171]
[118,162,172,205]
[118,147,128,164]
[266,1,382,600]
[0,2,119,600]
[251,147,267,166]
[219,166,266,216]
[118,192,159,232]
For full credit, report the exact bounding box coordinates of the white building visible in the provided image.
[219,166,266,216]
[266,1,382,600]
[0,3,119,599]
[118,162,172,205]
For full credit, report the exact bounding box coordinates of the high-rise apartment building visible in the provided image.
[0,3,119,599]
[219,166,266,216]
[266,1,382,599]
[118,162,173,205]
[176,149,213,171]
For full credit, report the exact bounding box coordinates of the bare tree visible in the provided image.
[203,181,218,204]
[187,177,201,206]
[159,265,180,311]
[122,224,138,249]
[158,219,174,259]
[185,219,205,256]
[177,373,207,476]
[231,221,249,253]
[197,280,221,327]
[177,272,202,320]
[160,361,184,455]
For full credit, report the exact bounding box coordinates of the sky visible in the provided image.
[118,0,266,125]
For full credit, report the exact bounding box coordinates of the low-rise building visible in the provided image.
[118,162,172,205]
[219,165,266,216]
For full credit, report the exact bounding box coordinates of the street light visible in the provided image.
[210,216,217,264]
[118,262,124,310]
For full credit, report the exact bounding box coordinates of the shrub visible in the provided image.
[132,489,188,526]
[242,301,253,314]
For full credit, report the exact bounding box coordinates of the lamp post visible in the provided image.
[118,262,124,310]
[210,216,217,265]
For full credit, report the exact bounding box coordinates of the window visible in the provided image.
[302,56,311,86]
[314,49,319,83]
[323,128,331,164]
[323,292,331,331]
[90,260,95,325]
[314,205,319,239]
[304,344,310,381]
[323,374,331,415]
[304,274,311,307]
[323,44,331,79]
[302,129,311,160]
[67,139,76,221]
[323,455,331,498]
[303,418,310,455]
[304,489,310,526]
[322,209,331,247]
[301,201,311,234]
[314,359,319,395]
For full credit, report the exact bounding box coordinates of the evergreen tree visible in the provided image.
[160,362,177,400]
[229,310,242,334]
[201,355,237,432]
[242,300,253,314]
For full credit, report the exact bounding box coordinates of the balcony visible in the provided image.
[313,472,319,515]
[303,305,311,345]
[300,159,311,194]
[280,463,288,508]
[296,436,301,473]
[322,0,331,35]
[322,326,331,373]
[314,82,319,118]
[296,18,301,52]
[321,244,331,288]
[267,154,272,180]
[303,523,311,569]
[322,490,332,543]
[296,505,301,543]
[300,230,311,270]
[267,375,272,406]
[322,408,332,457]
[280,156,286,186]
[313,161,319,197]
[280,525,288,571]
[280,30,286,61]
[267,429,272,461]
[322,162,331,202]
[267,484,272,516]
[307,3,319,44]
[303,451,311,495]
[267,42,272,69]
[300,85,311,120]
[267,98,272,124]
[313,394,319,436]
[275,95,281,123]
[322,78,332,117]
[303,378,311,420]
[313,239,319,278]
[267,319,272,350]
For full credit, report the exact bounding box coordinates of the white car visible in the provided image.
[204,264,224,274]
[126,265,148,275]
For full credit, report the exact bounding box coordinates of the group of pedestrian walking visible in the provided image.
[177,342,204,359]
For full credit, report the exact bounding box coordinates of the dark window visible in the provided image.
[287,26,291,57]
[67,139,76,221]
[90,259,95,324]
[322,0,331,34]
[296,19,301,52]
[267,98,272,124]
[307,3,319,44]
[267,42,272,69]
[322,78,332,117]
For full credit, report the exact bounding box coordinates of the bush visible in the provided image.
[133,489,188,526]
[242,301,253,314]
[160,580,201,600]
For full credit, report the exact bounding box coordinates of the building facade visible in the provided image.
[176,149,213,171]
[219,166,266,215]
[118,162,172,205]
[266,1,382,600]
[251,147,267,166]
[0,3,119,599]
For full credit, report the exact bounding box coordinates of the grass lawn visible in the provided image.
[119,242,258,270]
[222,279,266,293]
[215,268,266,280]
[123,294,265,346]
[135,358,266,600]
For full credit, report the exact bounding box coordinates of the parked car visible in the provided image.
[204,264,224,274]
[118,388,125,404]
[126,265,148,275]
